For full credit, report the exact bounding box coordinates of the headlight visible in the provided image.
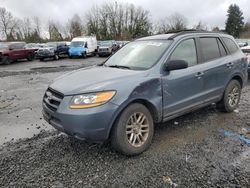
[69,91,116,109]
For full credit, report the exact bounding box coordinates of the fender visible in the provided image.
[105,78,163,139]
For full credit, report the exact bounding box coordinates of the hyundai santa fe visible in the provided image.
[42,31,248,155]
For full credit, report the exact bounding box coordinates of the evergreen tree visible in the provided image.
[225,4,244,38]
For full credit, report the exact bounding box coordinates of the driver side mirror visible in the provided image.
[164,60,188,71]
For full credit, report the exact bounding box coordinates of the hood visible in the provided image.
[50,66,147,95]
[99,46,111,49]
[69,46,84,50]
[38,47,55,51]
[0,48,8,53]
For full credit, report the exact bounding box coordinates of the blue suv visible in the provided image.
[42,31,248,155]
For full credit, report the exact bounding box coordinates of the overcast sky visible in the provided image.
[0,0,249,30]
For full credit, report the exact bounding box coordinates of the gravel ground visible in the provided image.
[0,58,250,187]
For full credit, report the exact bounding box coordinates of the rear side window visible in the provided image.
[170,39,197,67]
[200,37,220,62]
[217,39,227,56]
[222,37,239,54]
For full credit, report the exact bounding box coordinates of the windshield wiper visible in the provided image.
[107,65,131,69]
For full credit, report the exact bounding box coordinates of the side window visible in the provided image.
[170,39,197,67]
[217,39,227,56]
[222,37,239,54]
[200,37,220,62]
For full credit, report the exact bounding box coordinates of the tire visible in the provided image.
[111,103,154,156]
[2,56,11,65]
[217,80,241,112]
[54,54,59,60]
[39,58,44,61]
[82,52,87,58]
[27,53,34,61]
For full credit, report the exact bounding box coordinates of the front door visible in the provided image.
[162,38,204,119]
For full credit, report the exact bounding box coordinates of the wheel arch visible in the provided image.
[231,75,243,88]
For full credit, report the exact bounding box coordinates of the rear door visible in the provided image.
[196,37,230,102]
[162,38,204,119]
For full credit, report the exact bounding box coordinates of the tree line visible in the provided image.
[0,2,249,43]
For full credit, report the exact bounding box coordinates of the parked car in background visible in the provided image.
[42,31,248,155]
[116,41,129,48]
[36,42,69,61]
[97,40,113,57]
[69,36,97,58]
[236,39,250,47]
[0,42,35,65]
[111,40,119,52]
[241,46,250,72]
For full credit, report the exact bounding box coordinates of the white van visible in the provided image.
[69,36,97,58]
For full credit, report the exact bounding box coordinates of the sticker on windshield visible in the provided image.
[146,42,163,46]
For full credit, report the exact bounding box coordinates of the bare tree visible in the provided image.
[0,7,18,40]
[68,14,82,38]
[167,13,187,32]
[33,17,41,38]
[85,2,151,40]
[48,20,63,41]
[193,21,208,30]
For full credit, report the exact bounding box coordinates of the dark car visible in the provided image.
[36,42,69,61]
[42,31,248,155]
[97,41,113,57]
[0,42,35,65]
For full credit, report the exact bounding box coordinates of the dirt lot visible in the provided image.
[0,58,250,187]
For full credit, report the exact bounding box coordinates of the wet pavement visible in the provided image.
[0,58,250,187]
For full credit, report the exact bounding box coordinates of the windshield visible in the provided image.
[99,41,112,47]
[46,43,57,48]
[104,40,172,70]
[70,41,85,47]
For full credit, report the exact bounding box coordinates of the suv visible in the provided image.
[97,41,113,57]
[36,42,69,61]
[42,31,248,155]
[0,42,35,64]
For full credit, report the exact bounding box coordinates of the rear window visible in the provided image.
[222,37,239,54]
[200,37,221,62]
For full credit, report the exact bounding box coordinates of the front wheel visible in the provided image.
[82,52,87,58]
[54,54,59,60]
[217,80,241,112]
[111,103,154,156]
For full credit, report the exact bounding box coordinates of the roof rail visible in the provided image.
[168,29,224,39]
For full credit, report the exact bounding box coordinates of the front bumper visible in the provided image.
[98,51,112,56]
[37,52,55,58]
[69,51,84,56]
[42,94,119,142]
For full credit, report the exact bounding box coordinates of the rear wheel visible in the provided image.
[2,56,11,65]
[217,80,241,112]
[111,103,154,155]
[39,58,44,61]
[27,53,34,61]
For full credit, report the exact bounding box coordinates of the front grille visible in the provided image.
[43,88,64,112]
[99,48,109,52]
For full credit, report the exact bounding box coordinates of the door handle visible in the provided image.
[195,72,204,79]
[226,62,234,68]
